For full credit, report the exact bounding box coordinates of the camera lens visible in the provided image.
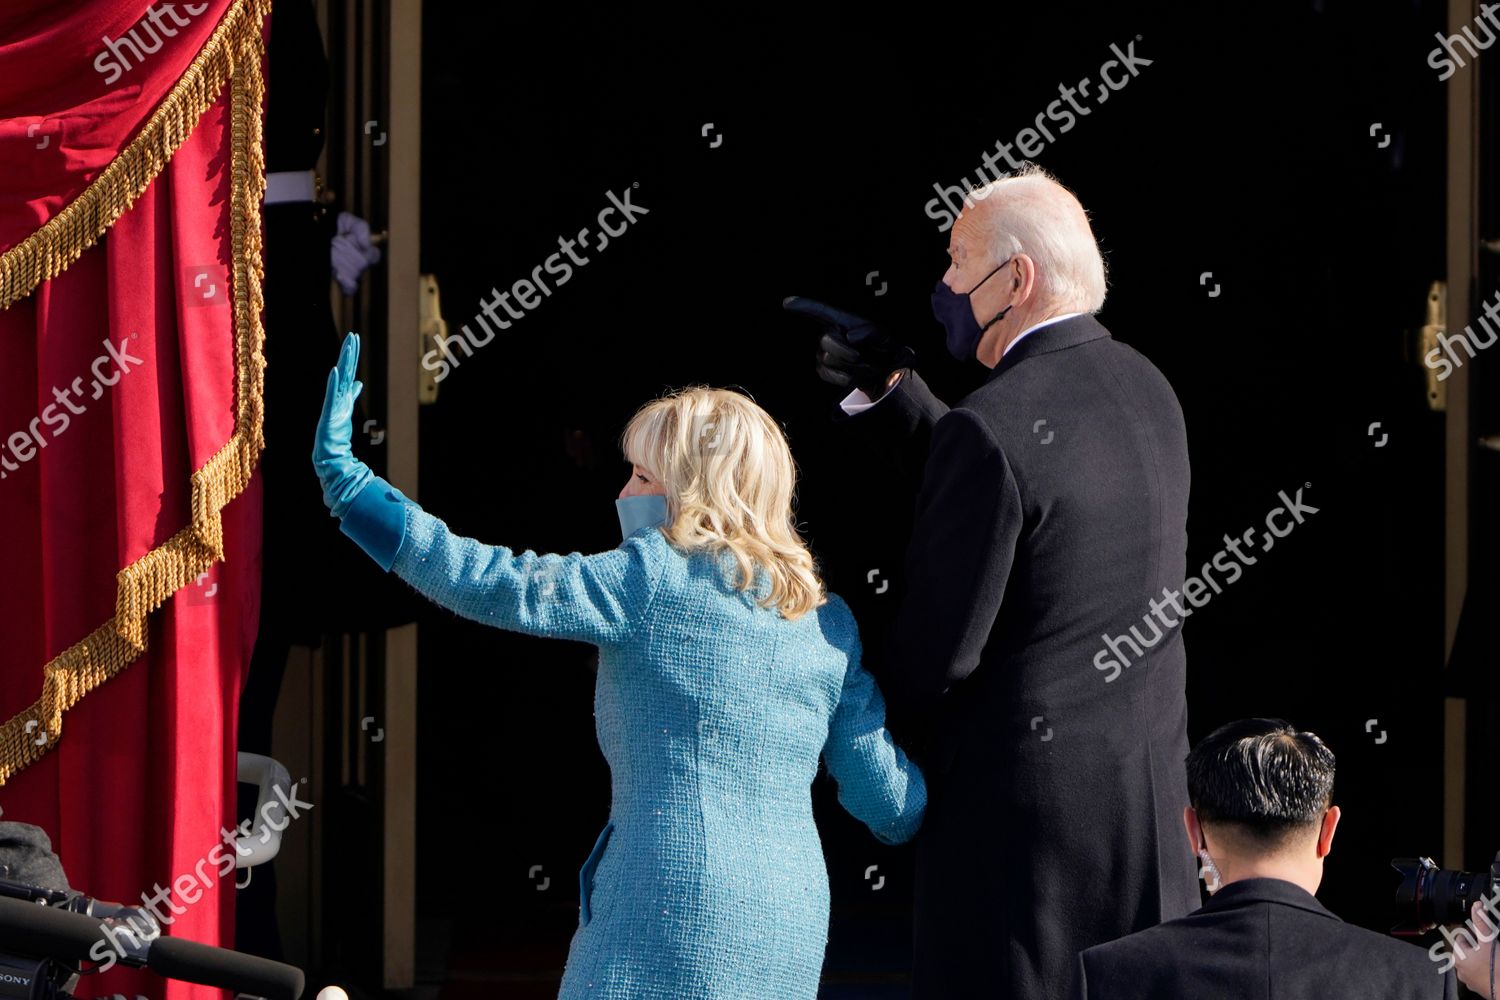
[1391,856,1494,935]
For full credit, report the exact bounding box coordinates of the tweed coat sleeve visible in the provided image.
[386,505,669,646]
[821,599,928,845]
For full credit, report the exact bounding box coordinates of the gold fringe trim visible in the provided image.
[0,0,270,785]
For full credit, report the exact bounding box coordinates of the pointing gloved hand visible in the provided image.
[313,332,412,571]
[782,296,915,399]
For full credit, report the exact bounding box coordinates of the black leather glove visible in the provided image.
[783,296,916,399]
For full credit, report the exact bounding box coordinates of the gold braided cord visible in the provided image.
[0,0,270,785]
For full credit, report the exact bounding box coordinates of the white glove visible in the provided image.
[330,211,382,295]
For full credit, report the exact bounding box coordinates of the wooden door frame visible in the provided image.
[1443,0,1477,871]
[381,0,421,988]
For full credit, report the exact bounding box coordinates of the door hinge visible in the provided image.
[419,273,445,405]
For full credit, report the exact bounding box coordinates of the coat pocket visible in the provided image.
[578,820,615,927]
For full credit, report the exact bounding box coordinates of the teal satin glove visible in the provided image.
[313,332,412,571]
[313,332,375,517]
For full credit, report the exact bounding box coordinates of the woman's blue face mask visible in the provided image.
[616,493,668,541]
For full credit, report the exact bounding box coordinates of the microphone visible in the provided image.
[0,896,103,963]
[0,896,304,1000]
[148,935,304,1000]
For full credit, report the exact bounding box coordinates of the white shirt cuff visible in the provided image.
[840,388,879,415]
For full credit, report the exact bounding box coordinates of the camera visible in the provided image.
[1391,853,1500,935]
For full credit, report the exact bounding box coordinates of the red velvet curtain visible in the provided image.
[0,2,268,997]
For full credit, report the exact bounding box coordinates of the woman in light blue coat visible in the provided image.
[311,334,926,999]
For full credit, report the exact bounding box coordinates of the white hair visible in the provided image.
[965,164,1108,314]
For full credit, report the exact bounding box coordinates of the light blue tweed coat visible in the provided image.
[385,507,926,999]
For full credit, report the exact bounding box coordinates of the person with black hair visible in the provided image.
[1074,718,1457,999]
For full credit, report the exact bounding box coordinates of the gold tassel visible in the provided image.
[0,0,271,785]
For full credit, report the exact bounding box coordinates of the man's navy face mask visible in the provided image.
[931,256,1015,361]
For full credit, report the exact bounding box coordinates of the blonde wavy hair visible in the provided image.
[619,386,827,621]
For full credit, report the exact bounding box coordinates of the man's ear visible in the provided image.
[1013,254,1037,300]
[1315,805,1340,859]
[1183,806,1201,855]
